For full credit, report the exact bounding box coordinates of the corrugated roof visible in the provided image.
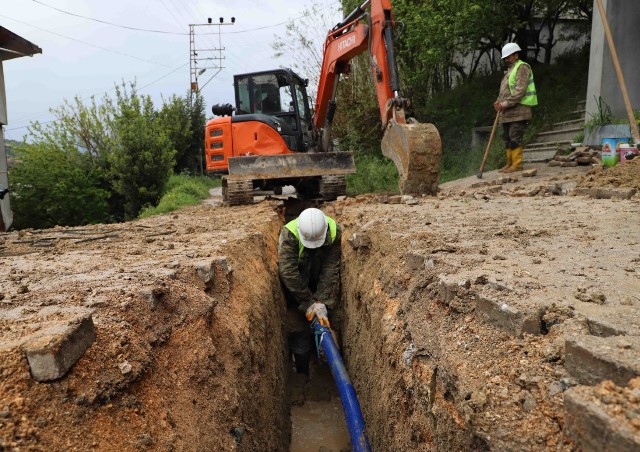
[0,26,42,61]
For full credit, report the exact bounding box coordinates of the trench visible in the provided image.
[131,201,488,451]
[31,200,549,451]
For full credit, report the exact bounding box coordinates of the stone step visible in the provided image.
[523,148,559,162]
[535,127,583,143]
[571,109,586,120]
[525,140,572,150]
[550,118,585,132]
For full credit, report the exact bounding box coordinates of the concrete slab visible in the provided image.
[476,296,542,337]
[565,335,640,386]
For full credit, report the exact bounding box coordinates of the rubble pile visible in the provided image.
[549,147,601,167]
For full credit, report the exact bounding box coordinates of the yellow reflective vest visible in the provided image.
[508,60,538,107]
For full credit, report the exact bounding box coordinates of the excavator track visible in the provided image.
[222,178,254,206]
[319,175,347,201]
[381,121,442,196]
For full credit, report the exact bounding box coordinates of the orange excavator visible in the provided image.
[204,0,441,205]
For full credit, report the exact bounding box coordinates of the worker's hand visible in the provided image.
[493,101,504,112]
[306,302,330,327]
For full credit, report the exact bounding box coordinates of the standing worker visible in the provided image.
[278,207,341,377]
[494,42,538,173]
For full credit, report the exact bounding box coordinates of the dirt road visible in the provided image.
[1,159,639,450]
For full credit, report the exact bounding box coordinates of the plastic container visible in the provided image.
[601,138,630,167]
[619,145,639,163]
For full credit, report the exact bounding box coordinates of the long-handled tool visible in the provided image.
[477,111,501,178]
[595,0,640,148]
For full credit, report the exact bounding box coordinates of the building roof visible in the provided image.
[0,26,42,62]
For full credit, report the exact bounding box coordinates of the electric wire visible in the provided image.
[30,0,186,35]
[0,13,175,68]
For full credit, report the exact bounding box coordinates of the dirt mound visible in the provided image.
[576,158,640,190]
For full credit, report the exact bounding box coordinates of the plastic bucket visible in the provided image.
[601,138,630,167]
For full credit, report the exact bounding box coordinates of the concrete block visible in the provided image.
[565,335,640,386]
[212,256,232,275]
[25,313,96,382]
[194,260,215,286]
[348,232,372,250]
[437,275,474,313]
[587,317,630,337]
[590,188,637,200]
[476,296,541,337]
[405,250,434,272]
[564,387,640,452]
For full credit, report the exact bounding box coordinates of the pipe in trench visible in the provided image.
[312,321,371,452]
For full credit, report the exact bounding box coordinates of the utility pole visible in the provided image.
[189,17,235,95]
[189,17,235,175]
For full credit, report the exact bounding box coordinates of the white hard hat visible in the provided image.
[501,42,521,59]
[297,208,328,249]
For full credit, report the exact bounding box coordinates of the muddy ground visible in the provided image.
[1,159,640,451]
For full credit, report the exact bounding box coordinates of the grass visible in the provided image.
[138,174,220,218]
[346,155,400,195]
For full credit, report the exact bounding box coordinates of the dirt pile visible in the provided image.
[576,158,640,190]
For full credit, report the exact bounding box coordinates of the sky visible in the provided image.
[1,0,343,141]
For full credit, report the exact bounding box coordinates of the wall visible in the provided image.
[586,0,640,123]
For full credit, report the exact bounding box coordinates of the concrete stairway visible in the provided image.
[523,101,586,162]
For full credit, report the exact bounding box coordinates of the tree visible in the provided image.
[271,0,343,104]
[109,83,176,220]
[10,143,109,229]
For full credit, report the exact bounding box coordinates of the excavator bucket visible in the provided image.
[381,121,442,196]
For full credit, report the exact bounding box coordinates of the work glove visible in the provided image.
[305,301,330,327]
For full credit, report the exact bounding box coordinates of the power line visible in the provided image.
[30,0,187,35]
[0,14,175,68]
[28,0,316,37]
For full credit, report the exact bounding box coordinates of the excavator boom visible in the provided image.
[314,0,441,195]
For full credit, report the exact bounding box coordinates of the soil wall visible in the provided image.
[0,205,291,451]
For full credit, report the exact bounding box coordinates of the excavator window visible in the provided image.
[260,84,281,113]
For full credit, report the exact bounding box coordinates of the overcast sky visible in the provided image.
[1,0,342,141]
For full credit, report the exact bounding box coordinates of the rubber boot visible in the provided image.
[498,148,512,173]
[503,146,523,173]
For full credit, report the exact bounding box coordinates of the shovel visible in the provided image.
[477,111,501,178]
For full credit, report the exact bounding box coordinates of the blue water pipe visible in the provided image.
[312,320,372,452]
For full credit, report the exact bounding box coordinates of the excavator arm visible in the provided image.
[314,0,442,195]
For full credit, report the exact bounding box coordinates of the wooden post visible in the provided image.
[595,0,640,145]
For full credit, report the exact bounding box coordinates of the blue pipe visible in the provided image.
[312,321,372,452]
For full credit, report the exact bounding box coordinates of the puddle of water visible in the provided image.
[290,396,350,452]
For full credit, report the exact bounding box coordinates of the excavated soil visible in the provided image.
[1,159,640,451]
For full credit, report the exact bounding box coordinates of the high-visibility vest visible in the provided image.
[285,216,337,258]
[508,60,538,107]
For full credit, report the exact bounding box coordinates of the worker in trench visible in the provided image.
[278,207,341,398]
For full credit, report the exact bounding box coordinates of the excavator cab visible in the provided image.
[234,69,316,152]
